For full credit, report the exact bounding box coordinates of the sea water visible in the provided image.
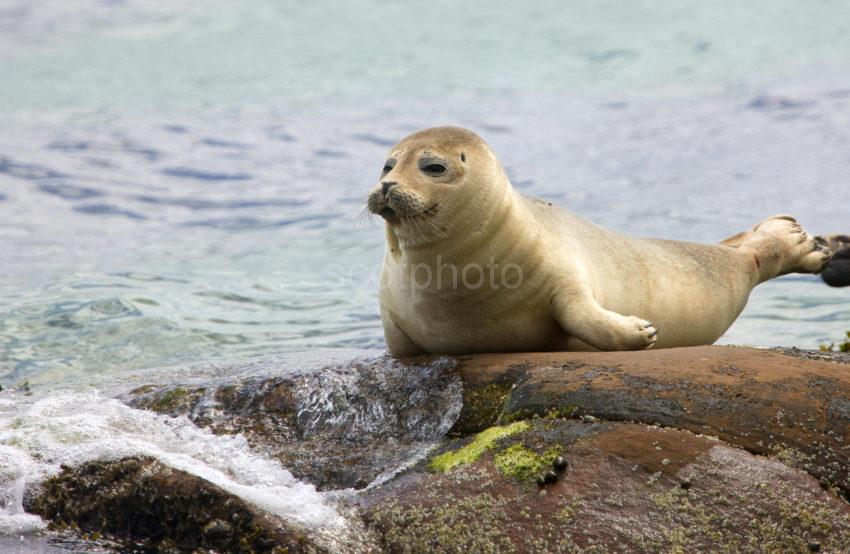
[1,0,850,546]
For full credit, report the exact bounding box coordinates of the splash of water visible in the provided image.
[121,353,464,492]
[0,387,349,545]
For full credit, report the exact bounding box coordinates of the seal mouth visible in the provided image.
[379,207,399,224]
[378,204,438,226]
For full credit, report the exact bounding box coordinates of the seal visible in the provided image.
[367,127,832,356]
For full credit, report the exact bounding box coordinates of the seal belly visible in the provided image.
[385,272,568,354]
[399,308,568,354]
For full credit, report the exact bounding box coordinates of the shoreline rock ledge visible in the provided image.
[24,345,850,552]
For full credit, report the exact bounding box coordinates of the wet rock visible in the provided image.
[124,355,461,490]
[202,519,233,543]
[24,456,320,553]
[819,234,850,287]
[552,455,568,472]
[70,345,850,552]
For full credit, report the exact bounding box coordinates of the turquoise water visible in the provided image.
[3,0,850,385]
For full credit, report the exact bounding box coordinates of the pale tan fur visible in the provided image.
[368,127,831,356]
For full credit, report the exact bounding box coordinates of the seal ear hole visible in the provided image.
[460,153,466,162]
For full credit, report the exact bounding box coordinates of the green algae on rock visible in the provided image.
[429,421,530,473]
[493,444,562,482]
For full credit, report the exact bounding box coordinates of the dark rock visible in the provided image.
[202,519,233,543]
[819,234,850,287]
[823,258,850,287]
[23,456,320,553]
[552,455,567,472]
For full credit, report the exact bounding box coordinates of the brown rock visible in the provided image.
[361,419,850,553]
[451,345,850,497]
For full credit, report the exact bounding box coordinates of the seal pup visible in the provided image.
[367,127,832,356]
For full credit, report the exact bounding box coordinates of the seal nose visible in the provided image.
[381,181,397,197]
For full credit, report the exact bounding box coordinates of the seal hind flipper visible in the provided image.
[735,215,831,282]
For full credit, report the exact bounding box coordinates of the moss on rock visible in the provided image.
[493,444,561,482]
[153,386,189,410]
[429,421,529,473]
[500,404,579,424]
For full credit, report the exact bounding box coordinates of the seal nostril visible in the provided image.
[381,181,397,196]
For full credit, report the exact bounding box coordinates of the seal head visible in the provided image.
[366,126,502,246]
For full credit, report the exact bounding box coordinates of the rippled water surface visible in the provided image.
[2,0,850,386]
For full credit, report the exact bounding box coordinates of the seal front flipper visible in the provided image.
[551,291,659,351]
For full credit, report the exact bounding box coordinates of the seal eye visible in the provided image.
[382,165,393,174]
[381,159,396,176]
[421,163,447,176]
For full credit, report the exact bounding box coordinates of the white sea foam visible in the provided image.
[0,387,346,538]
